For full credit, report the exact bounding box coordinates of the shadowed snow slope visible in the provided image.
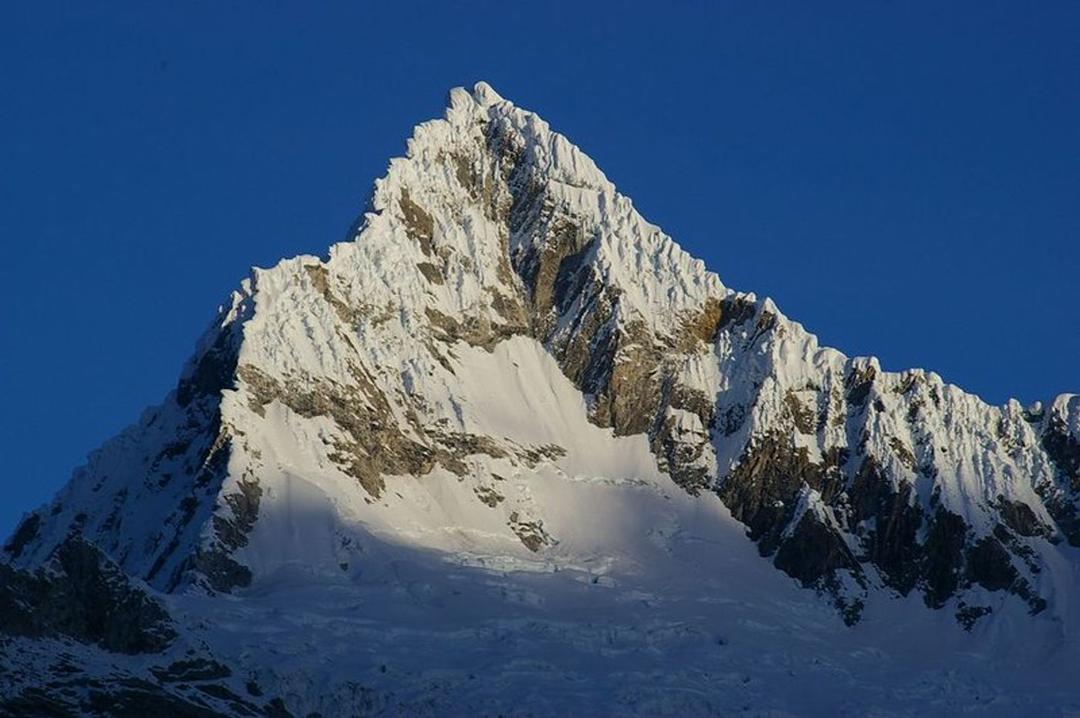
[4,82,1080,717]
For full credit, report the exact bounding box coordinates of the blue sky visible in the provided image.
[1,2,1077,536]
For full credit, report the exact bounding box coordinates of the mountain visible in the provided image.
[3,82,1079,717]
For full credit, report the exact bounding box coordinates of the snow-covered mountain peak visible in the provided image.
[446,80,505,111]
[471,79,505,106]
[5,82,1080,716]
[7,83,1080,641]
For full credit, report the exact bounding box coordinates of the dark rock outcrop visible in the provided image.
[0,536,175,654]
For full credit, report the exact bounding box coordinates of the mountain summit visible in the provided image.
[4,83,1079,716]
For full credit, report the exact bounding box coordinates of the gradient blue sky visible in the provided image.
[2,2,1078,536]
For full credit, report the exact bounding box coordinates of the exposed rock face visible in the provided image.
[4,81,1078,636]
[0,537,289,716]
[0,536,176,654]
[1038,395,1080,544]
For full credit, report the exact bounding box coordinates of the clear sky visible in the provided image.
[1,2,1077,536]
